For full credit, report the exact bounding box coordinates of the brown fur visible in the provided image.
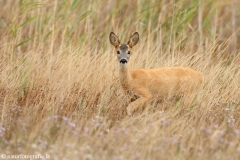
[110,32,204,115]
[121,67,204,115]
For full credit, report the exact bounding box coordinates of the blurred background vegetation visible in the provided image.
[1,0,239,55]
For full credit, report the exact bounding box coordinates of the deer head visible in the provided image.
[109,32,139,65]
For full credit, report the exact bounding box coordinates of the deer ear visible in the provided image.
[128,32,139,48]
[109,32,120,48]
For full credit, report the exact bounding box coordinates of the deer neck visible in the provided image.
[119,65,132,92]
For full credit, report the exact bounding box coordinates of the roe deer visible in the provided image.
[109,32,204,115]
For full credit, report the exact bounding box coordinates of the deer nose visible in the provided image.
[120,59,127,64]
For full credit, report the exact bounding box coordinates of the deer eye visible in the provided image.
[117,51,120,54]
[128,51,131,54]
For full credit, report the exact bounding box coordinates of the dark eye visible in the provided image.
[117,51,120,54]
[128,51,131,54]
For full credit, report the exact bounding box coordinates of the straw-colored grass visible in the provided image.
[0,0,240,159]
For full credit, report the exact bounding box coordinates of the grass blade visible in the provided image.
[16,34,38,47]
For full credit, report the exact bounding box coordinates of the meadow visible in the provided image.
[0,0,240,159]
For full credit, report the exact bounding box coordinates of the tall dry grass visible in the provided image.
[0,0,240,159]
